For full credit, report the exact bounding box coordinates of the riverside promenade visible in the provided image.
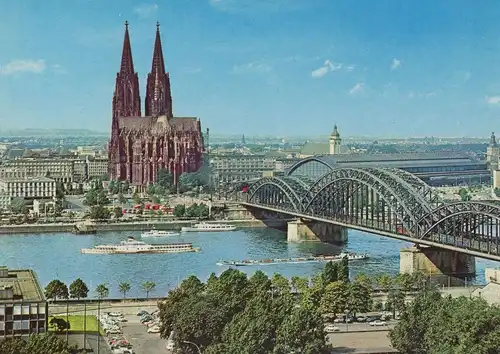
[0,219,276,235]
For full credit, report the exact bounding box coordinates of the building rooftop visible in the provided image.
[0,267,46,303]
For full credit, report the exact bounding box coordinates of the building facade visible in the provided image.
[1,159,73,184]
[0,177,56,201]
[108,22,204,188]
[0,267,47,337]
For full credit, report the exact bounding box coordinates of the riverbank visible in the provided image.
[0,218,290,235]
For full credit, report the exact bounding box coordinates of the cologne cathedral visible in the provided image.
[108,22,204,188]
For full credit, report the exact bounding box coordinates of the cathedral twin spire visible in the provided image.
[113,21,173,120]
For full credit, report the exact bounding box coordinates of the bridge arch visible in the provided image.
[304,167,439,235]
[418,201,500,236]
[246,176,312,213]
[286,156,336,178]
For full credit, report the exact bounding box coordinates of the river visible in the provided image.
[0,228,498,298]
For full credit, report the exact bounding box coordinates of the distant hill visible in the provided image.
[0,129,109,137]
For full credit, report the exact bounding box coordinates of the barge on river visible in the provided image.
[81,237,200,254]
[216,252,368,267]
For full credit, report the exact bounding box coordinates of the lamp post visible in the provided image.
[183,340,202,354]
[344,309,350,332]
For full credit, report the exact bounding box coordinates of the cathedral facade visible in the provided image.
[108,22,204,187]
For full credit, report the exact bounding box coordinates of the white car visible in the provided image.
[369,320,387,326]
[147,326,161,334]
[324,325,340,333]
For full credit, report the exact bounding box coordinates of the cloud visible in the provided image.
[349,83,365,95]
[391,58,401,70]
[51,64,67,74]
[133,4,159,19]
[487,96,500,105]
[0,59,46,75]
[311,60,342,78]
[232,60,272,74]
[408,91,438,99]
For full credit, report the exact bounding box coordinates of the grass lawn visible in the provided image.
[48,315,103,334]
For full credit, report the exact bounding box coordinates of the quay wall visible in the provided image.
[0,219,277,235]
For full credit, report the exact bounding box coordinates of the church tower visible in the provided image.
[109,21,141,181]
[487,132,500,170]
[329,125,342,155]
[145,22,173,118]
[112,21,141,119]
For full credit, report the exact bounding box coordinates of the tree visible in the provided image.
[291,276,309,295]
[10,197,26,214]
[354,272,373,290]
[45,280,69,301]
[89,205,111,220]
[119,282,131,299]
[185,203,200,218]
[271,273,291,296]
[157,169,173,188]
[132,192,141,205]
[346,281,373,315]
[322,261,338,284]
[375,273,393,292]
[389,286,442,354]
[147,183,156,196]
[320,281,348,315]
[337,256,349,282]
[118,193,127,204]
[69,278,89,300]
[173,204,186,217]
[274,301,329,354]
[395,273,414,292]
[113,206,122,219]
[0,333,84,354]
[386,289,406,317]
[142,281,156,299]
[95,283,109,299]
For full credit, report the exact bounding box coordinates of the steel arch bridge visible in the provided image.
[240,167,500,261]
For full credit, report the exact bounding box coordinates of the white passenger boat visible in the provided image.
[181,222,236,232]
[81,237,200,254]
[141,229,180,238]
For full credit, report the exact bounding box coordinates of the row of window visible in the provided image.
[0,304,46,315]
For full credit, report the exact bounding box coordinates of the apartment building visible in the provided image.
[0,176,56,200]
[0,267,48,337]
[1,159,73,184]
[210,154,299,183]
[86,157,108,180]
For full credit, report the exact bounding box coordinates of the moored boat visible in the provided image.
[181,222,236,232]
[216,252,368,267]
[141,229,180,238]
[81,237,200,254]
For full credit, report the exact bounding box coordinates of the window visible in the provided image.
[22,305,29,315]
[39,305,46,314]
[0,306,4,315]
[13,305,21,315]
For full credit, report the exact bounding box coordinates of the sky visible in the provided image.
[1,0,500,137]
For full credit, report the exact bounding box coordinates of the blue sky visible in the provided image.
[1,0,500,137]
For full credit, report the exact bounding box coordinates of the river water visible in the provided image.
[0,228,498,298]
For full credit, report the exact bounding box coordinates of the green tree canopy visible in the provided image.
[69,278,89,300]
[45,280,69,300]
[10,197,26,214]
[95,283,109,299]
[0,333,84,354]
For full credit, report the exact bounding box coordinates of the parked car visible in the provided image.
[147,326,161,334]
[324,325,340,333]
[369,320,387,326]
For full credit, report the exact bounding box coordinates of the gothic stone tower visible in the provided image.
[108,22,204,188]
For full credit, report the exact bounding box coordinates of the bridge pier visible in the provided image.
[287,220,347,244]
[400,246,476,278]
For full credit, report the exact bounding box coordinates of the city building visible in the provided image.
[299,125,350,157]
[0,266,47,337]
[108,22,204,188]
[1,159,74,184]
[286,152,490,186]
[210,154,299,184]
[86,156,108,180]
[0,176,56,201]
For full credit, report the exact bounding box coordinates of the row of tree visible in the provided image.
[173,203,210,218]
[0,333,84,354]
[44,278,157,300]
[390,286,500,353]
